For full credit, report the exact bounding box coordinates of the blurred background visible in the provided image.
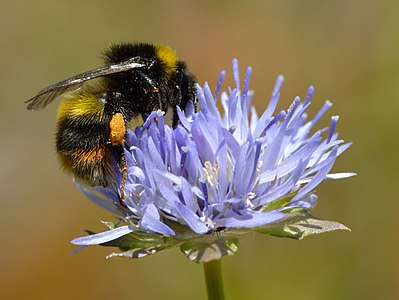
[1,1,398,299]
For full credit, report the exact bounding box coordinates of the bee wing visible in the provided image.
[25,60,147,110]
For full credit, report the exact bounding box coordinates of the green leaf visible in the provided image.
[262,192,296,212]
[255,212,350,240]
[101,220,117,230]
[180,236,239,263]
[106,242,177,259]
[100,232,179,250]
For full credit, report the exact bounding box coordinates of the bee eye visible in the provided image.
[176,69,184,82]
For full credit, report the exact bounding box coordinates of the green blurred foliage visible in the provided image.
[1,0,398,299]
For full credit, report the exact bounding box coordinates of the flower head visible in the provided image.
[72,59,354,263]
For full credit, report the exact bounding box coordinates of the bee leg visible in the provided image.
[118,152,128,205]
[194,96,198,113]
[112,145,128,207]
[172,108,179,128]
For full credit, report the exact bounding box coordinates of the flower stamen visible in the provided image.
[203,161,219,189]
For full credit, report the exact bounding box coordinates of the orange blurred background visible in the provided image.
[1,1,398,299]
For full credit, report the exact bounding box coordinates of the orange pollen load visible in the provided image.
[109,113,126,146]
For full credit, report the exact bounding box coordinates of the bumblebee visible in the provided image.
[26,43,197,201]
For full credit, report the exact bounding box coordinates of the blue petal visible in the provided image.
[142,111,158,129]
[252,76,283,137]
[257,160,305,206]
[261,98,300,171]
[140,204,175,235]
[222,128,240,158]
[179,177,198,212]
[326,172,357,179]
[327,116,339,143]
[75,182,124,216]
[191,114,216,163]
[176,106,192,130]
[242,66,252,114]
[175,202,209,234]
[203,82,222,122]
[294,146,338,200]
[214,71,226,100]
[153,177,181,210]
[71,225,135,245]
[147,137,167,171]
[233,141,260,195]
[215,141,229,200]
[232,58,240,90]
[184,100,195,118]
[258,134,320,184]
[217,211,286,228]
[287,194,318,210]
[154,169,182,188]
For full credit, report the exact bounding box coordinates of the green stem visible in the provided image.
[203,259,225,300]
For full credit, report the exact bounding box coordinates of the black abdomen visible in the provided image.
[56,91,113,186]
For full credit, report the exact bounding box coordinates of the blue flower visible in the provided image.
[71,59,354,262]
